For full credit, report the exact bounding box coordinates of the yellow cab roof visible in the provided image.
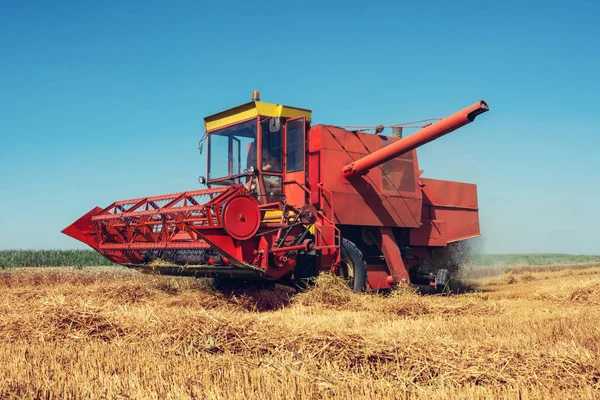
[203,101,312,132]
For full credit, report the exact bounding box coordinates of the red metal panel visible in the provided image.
[410,220,448,247]
[313,125,422,228]
[432,209,480,243]
[421,178,478,210]
[366,264,392,290]
[340,128,379,154]
[61,206,103,250]
[379,227,410,283]
[329,192,422,228]
[420,178,480,242]
[307,125,322,206]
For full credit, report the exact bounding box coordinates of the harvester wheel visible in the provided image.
[340,238,367,292]
[436,268,451,293]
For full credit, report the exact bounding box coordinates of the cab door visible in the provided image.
[283,117,306,208]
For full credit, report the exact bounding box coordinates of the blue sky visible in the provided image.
[1,0,598,254]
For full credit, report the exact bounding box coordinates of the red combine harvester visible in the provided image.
[63,92,489,291]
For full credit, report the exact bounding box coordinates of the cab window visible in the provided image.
[260,118,282,173]
[285,118,305,172]
[208,119,257,182]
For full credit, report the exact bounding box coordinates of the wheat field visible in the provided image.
[1,264,599,399]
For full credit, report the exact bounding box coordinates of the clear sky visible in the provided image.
[1,0,598,254]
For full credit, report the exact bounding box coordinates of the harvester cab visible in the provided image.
[63,91,489,292]
[202,90,312,207]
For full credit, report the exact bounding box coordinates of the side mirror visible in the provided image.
[198,176,207,185]
[198,141,203,155]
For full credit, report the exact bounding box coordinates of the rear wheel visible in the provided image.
[339,238,367,292]
[436,268,451,293]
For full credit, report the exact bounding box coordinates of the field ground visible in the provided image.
[1,263,600,399]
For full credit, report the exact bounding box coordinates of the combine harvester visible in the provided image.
[63,92,489,291]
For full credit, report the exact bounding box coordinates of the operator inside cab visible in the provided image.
[260,118,283,202]
[241,120,283,203]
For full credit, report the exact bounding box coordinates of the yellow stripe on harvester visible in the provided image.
[262,210,315,234]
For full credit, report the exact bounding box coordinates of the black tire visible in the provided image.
[436,268,451,293]
[339,238,367,292]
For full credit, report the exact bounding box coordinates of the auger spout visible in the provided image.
[342,100,489,178]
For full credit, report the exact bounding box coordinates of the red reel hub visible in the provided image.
[222,196,261,241]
